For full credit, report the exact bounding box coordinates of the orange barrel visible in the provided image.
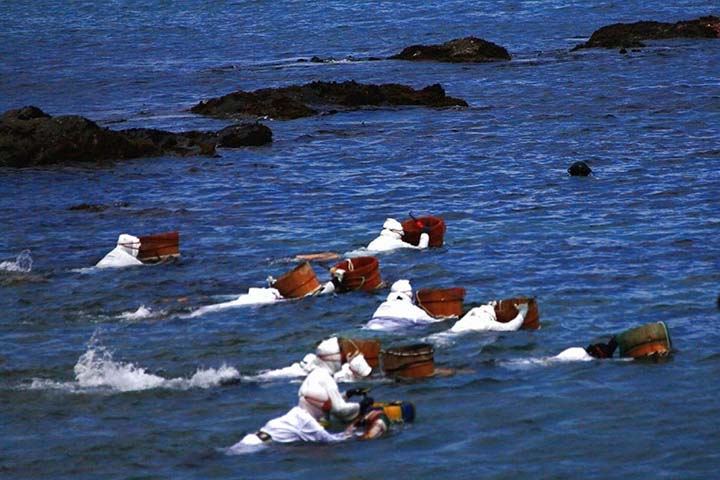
[273,262,321,298]
[616,321,672,358]
[339,338,382,369]
[331,256,383,292]
[137,231,180,262]
[493,297,540,330]
[401,216,446,248]
[415,287,466,318]
[381,344,435,379]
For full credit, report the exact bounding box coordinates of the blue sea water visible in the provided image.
[1,1,720,478]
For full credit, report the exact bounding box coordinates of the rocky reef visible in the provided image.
[572,15,720,50]
[190,80,468,120]
[0,106,272,168]
[390,37,511,62]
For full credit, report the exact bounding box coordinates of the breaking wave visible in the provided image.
[0,250,33,273]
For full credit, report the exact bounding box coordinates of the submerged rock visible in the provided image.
[572,15,720,50]
[190,80,468,120]
[390,37,511,62]
[568,161,592,177]
[0,106,272,168]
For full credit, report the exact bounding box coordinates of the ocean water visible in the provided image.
[1,1,720,478]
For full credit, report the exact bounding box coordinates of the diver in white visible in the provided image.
[297,338,371,423]
[365,279,440,331]
[252,347,372,383]
[233,339,371,449]
[366,218,430,252]
[233,406,351,448]
[96,234,143,268]
[450,302,528,333]
[554,337,618,361]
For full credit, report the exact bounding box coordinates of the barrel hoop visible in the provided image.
[382,359,434,373]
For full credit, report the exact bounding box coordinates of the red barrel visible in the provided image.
[331,256,383,292]
[273,262,321,298]
[493,297,540,330]
[401,216,445,248]
[339,338,382,369]
[416,287,466,318]
[137,231,180,263]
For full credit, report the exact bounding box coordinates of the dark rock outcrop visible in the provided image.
[0,106,272,167]
[390,37,511,63]
[190,80,468,120]
[572,15,720,50]
[568,161,592,177]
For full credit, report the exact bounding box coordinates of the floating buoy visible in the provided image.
[137,231,180,263]
[338,338,382,369]
[272,262,321,298]
[568,161,592,176]
[401,216,446,247]
[415,287,466,318]
[381,344,435,379]
[616,321,672,358]
[493,297,541,330]
[331,256,383,292]
[373,401,415,423]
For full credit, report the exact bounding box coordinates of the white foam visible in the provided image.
[27,341,239,393]
[118,305,156,321]
[186,287,284,318]
[0,250,33,273]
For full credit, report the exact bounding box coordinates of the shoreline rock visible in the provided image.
[190,80,468,120]
[0,106,272,168]
[572,15,720,50]
[390,37,511,63]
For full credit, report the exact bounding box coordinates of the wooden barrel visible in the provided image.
[273,262,321,298]
[401,216,446,248]
[616,321,672,358]
[137,231,180,262]
[338,338,381,369]
[493,297,540,330]
[331,256,383,292]
[416,287,466,318]
[381,344,435,379]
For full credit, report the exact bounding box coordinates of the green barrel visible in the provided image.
[616,321,672,358]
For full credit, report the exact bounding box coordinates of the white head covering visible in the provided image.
[347,353,372,378]
[315,337,342,372]
[390,279,412,296]
[382,218,403,233]
[117,234,141,257]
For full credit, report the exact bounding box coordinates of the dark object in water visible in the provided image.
[616,321,672,358]
[390,37,511,63]
[190,80,468,121]
[415,287,466,319]
[401,215,446,247]
[381,344,435,379]
[572,15,720,50]
[568,161,592,176]
[138,231,180,263]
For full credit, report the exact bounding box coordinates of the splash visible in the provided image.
[118,305,157,321]
[28,338,239,393]
[0,249,33,273]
